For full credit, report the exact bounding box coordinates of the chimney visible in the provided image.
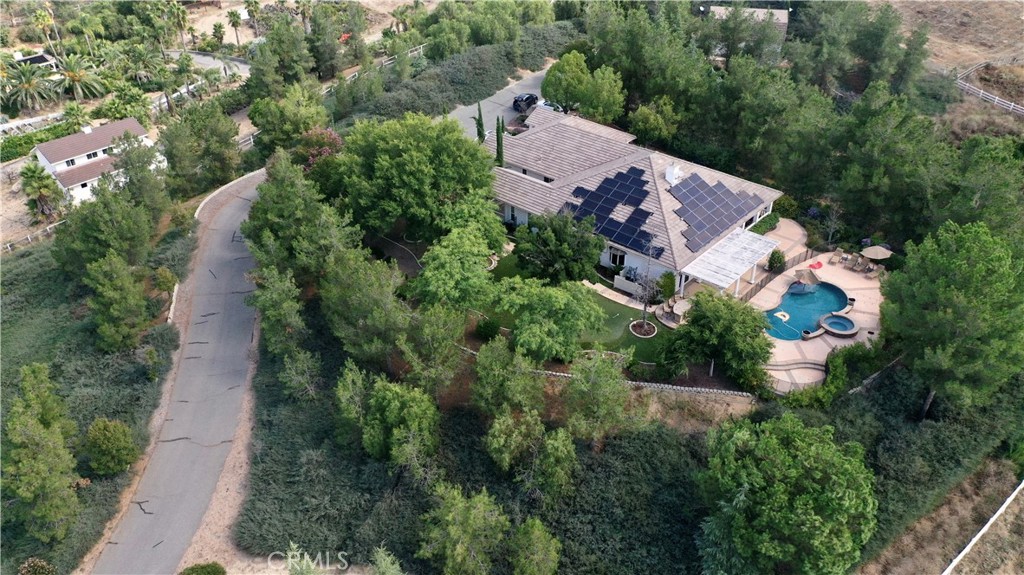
[81,125,92,134]
[666,163,680,185]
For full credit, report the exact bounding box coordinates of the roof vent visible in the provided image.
[81,125,92,134]
[666,163,680,185]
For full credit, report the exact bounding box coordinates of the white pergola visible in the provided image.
[682,228,779,296]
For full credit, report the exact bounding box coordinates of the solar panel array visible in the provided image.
[562,167,665,259]
[670,173,764,252]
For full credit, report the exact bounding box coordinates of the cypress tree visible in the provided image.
[475,102,485,143]
[495,116,504,167]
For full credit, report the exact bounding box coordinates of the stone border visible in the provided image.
[165,283,179,323]
[629,320,658,338]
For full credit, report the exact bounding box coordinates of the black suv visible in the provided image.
[513,93,538,112]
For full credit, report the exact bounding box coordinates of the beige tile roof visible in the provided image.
[55,156,117,189]
[493,110,784,271]
[36,118,146,164]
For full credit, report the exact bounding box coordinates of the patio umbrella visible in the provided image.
[861,245,893,260]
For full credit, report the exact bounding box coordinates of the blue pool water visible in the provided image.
[765,283,849,340]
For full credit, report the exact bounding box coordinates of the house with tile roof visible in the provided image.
[487,108,782,298]
[33,118,152,205]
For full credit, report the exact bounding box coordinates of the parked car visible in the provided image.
[513,93,538,112]
[538,99,564,112]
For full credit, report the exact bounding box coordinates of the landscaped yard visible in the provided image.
[485,254,668,363]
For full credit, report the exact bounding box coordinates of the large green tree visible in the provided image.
[496,277,605,362]
[564,351,632,448]
[484,407,545,473]
[249,81,329,158]
[579,65,625,123]
[417,483,511,575]
[540,50,589,111]
[398,304,465,394]
[113,133,169,222]
[473,339,545,417]
[246,265,306,357]
[362,381,440,462]
[413,226,494,310]
[83,250,149,351]
[698,413,877,575]
[332,114,499,248]
[513,213,605,285]
[52,184,153,279]
[510,517,561,575]
[881,221,1024,412]
[660,291,772,393]
[160,101,240,199]
[1,364,81,543]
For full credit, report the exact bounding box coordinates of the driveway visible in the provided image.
[166,50,252,79]
[92,170,265,575]
[448,69,548,138]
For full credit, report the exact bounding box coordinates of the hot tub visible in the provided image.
[819,313,859,338]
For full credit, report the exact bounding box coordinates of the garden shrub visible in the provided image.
[18,558,56,575]
[475,317,501,342]
[84,418,140,476]
[767,248,786,273]
[749,212,780,235]
[781,349,850,409]
[773,195,799,219]
[437,43,518,105]
[0,121,79,162]
[17,26,46,44]
[179,562,227,575]
[148,227,198,280]
[211,88,252,115]
[515,21,581,71]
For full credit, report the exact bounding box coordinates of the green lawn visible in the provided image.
[485,255,669,363]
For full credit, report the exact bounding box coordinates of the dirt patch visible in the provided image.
[955,478,1024,575]
[642,389,755,435]
[858,458,1020,575]
[973,64,1024,102]
[872,1,1024,71]
[940,98,1024,143]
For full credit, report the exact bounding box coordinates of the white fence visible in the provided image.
[343,43,428,83]
[955,59,1024,116]
[3,219,67,253]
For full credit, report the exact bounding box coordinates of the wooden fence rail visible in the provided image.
[955,60,1024,116]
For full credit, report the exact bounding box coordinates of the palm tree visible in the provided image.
[4,63,56,112]
[227,10,243,46]
[198,67,222,98]
[52,54,106,102]
[62,101,89,128]
[188,25,198,47]
[165,1,189,52]
[244,0,261,37]
[20,160,65,220]
[125,45,164,85]
[296,0,313,34]
[174,53,197,99]
[212,22,226,46]
[68,13,105,58]
[33,10,59,57]
[155,67,178,115]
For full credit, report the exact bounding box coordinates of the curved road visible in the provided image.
[93,170,265,574]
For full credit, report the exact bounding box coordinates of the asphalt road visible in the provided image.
[93,171,265,575]
[448,69,547,137]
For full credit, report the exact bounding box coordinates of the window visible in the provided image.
[65,159,76,167]
[103,147,113,155]
[609,247,626,268]
[543,177,553,183]
[86,151,99,160]
[522,168,527,175]
[81,183,88,188]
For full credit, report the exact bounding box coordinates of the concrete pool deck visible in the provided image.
[751,222,884,393]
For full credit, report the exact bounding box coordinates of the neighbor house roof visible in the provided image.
[54,156,117,189]
[36,118,146,164]
[488,110,783,272]
[708,6,789,35]
[15,52,56,66]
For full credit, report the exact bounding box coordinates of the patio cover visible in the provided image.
[682,228,779,290]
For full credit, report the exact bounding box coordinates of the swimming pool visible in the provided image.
[765,282,850,340]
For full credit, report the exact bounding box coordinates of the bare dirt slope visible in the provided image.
[955,479,1024,575]
[858,459,1020,575]
[877,1,1024,70]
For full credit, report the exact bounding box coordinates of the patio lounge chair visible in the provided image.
[866,264,885,279]
[844,255,861,270]
[852,257,868,272]
[828,248,844,265]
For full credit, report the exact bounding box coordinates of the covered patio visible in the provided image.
[681,228,780,298]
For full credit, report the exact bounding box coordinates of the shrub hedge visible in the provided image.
[0,121,79,162]
[749,212,780,235]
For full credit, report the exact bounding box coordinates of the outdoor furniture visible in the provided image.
[852,257,867,272]
[844,255,861,270]
[863,263,876,274]
[866,264,885,279]
[828,248,844,265]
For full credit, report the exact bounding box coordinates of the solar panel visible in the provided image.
[670,173,764,252]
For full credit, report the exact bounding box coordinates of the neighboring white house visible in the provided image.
[33,118,151,205]
[708,6,789,36]
[12,51,58,72]
[486,108,782,298]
